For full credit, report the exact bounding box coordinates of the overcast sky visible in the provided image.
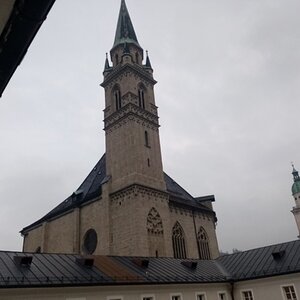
[0,0,300,253]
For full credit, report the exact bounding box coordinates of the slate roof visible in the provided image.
[218,240,300,281]
[21,154,215,233]
[1,240,299,288]
[0,251,227,288]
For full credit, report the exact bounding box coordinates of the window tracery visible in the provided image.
[172,222,187,259]
[197,227,211,260]
[147,207,163,234]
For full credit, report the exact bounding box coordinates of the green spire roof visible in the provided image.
[113,0,141,49]
[292,164,300,195]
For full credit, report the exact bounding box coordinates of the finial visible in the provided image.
[145,50,152,69]
[104,52,111,71]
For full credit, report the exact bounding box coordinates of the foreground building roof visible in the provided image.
[218,239,300,281]
[0,0,56,97]
[0,240,299,288]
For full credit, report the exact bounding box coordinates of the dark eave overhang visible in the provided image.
[0,0,56,97]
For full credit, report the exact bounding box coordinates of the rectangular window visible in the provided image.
[242,290,253,300]
[170,294,182,300]
[196,294,206,300]
[107,297,123,300]
[142,295,155,300]
[282,285,298,300]
[218,292,227,300]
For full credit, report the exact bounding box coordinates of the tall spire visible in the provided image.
[113,0,141,49]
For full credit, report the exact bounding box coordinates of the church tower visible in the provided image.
[102,0,165,193]
[101,0,169,257]
[21,0,220,260]
[291,165,300,238]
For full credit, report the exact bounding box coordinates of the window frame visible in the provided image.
[141,294,156,300]
[106,296,124,300]
[170,293,183,300]
[241,289,254,300]
[281,284,298,300]
[217,291,227,300]
[195,292,207,300]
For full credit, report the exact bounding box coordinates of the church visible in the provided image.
[0,1,299,299]
[21,0,219,261]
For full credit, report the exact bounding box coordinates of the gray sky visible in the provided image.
[0,0,299,253]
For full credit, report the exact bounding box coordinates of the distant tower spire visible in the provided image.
[113,0,141,49]
[291,163,300,238]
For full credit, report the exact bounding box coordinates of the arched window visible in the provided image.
[197,227,211,260]
[144,130,150,147]
[172,222,187,259]
[112,85,121,111]
[138,84,146,109]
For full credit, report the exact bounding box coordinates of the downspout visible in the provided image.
[230,280,235,300]
[192,210,200,257]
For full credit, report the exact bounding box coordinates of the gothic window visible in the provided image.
[197,227,211,260]
[113,86,122,111]
[145,130,150,147]
[138,85,146,109]
[172,222,187,259]
[82,228,98,255]
[147,207,163,234]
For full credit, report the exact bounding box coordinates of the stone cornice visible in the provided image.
[104,103,159,131]
[110,183,169,202]
[101,63,157,88]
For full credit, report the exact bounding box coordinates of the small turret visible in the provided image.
[145,50,152,69]
[103,53,112,77]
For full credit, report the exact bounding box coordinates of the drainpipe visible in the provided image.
[230,280,235,300]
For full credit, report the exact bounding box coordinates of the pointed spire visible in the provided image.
[113,0,141,49]
[292,163,300,182]
[145,50,152,69]
[104,53,111,71]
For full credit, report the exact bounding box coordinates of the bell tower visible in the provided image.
[291,164,300,238]
[101,0,166,193]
